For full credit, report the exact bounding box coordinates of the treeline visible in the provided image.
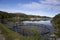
[0,11,51,24]
[51,14,60,37]
[0,11,50,18]
[0,11,16,23]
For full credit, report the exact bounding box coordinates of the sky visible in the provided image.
[0,0,60,17]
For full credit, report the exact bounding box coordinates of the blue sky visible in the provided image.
[0,0,60,17]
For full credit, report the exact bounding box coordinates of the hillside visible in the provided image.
[51,14,60,37]
[0,11,51,21]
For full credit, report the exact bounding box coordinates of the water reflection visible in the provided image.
[23,20,54,32]
[22,20,55,40]
[6,20,55,40]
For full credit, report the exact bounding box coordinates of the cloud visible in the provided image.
[18,1,60,12]
[18,2,52,9]
[40,0,60,5]
[0,8,26,13]
[18,2,40,9]
[16,0,60,17]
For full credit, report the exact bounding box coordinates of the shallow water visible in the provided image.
[22,20,55,40]
[23,20,54,32]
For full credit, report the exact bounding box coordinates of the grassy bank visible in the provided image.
[0,23,42,40]
[51,14,60,37]
[0,23,21,40]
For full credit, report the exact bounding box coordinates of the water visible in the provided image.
[23,20,54,32]
[23,20,52,26]
[6,20,55,40]
[22,20,55,40]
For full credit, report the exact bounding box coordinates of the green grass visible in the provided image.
[0,23,42,40]
[0,23,21,40]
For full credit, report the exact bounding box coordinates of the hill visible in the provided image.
[0,11,51,22]
[51,14,60,37]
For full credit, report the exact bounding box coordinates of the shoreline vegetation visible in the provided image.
[51,14,60,37]
[0,23,20,40]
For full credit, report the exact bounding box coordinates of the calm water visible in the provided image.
[22,20,55,40]
[6,20,55,40]
[23,20,52,25]
[23,20,54,32]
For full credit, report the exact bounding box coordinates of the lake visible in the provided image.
[6,20,55,40]
[23,20,54,32]
[22,20,55,40]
